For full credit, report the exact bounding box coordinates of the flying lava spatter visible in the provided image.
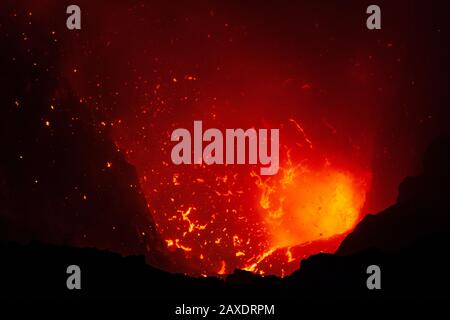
[114,112,371,276]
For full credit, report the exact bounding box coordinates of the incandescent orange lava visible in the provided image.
[253,164,367,249]
[138,129,370,277]
[244,160,369,275]
[115,113,372,277]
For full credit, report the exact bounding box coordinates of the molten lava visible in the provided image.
[244,160,369,275]
[114,111,371,277]
[253,164,367,248]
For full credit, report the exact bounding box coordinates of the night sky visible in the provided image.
[1,0,450,276]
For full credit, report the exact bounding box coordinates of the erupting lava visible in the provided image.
[116,116,371,277]
[253,163,367,249]
[244,160,369,275]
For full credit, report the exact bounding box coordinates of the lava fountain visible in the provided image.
[253,163,368,248]
[245,157,370,275]
[115,114,371,277]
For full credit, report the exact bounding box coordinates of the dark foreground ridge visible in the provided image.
[1,230,450,300]
[1,137,450,301]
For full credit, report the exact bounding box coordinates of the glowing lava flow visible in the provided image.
[243,159,369,274]
[254,163,367,248]
[117,116,370,277]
